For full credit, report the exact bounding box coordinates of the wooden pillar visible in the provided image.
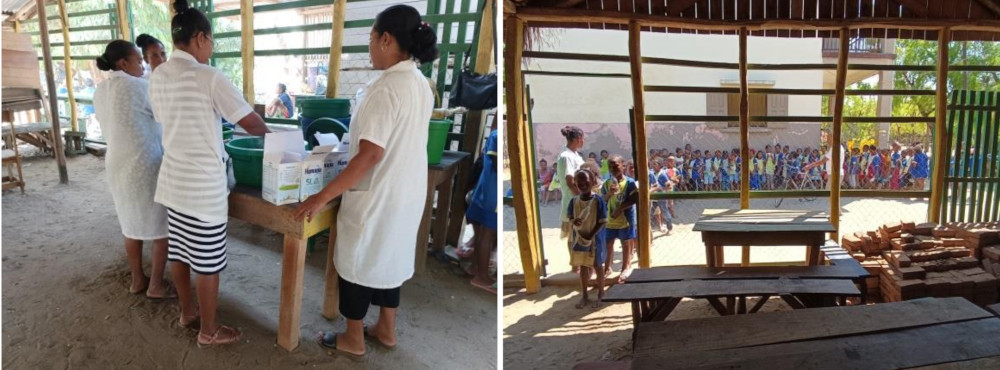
[628,22,651,269]
[929,28,950,223]
[504,15,542,293]
[830,28,850,240]
[37,0,69,184]
[114,0,131,41]
[240,0,254,104]
[738,28,750,209]
[326,0,347,98]
[13,19,21,32]
[447,0,496,247]
[56,0,78,132]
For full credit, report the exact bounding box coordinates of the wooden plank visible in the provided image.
[322,203,340,320]
[911,356,1000,370]
[628,21,651,268]
[739,27,749,208]
[692,209,835,232]
[56,0,77,131]
[627,265,868,283]
[603,279,860,302]
[277,236,308,351]
[35,0,68,184]
[988,92,1000,221]
[972,91,988,222]
[504,15,542,293]
[115,0,130,41]
[227,186,337,239]
[326,0,347,98]
[829,28,848,240]
[631,318,1000,370]
[946,92,962,222]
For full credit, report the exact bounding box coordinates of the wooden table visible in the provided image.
[629,297,1000,369]
[693,209,836,267]
[415,150,471,273]
[228,186,339,351]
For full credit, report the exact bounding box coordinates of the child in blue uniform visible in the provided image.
[568,169,607,308]
[466,129,498,292]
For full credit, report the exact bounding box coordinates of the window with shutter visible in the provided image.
[726,94,768,128]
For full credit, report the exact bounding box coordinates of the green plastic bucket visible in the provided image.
[300,98,351,119]
[222,127,234,141]
[225,137,265,188]
[428,119,452,165]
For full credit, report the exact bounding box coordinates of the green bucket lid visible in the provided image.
[300,98,351,118]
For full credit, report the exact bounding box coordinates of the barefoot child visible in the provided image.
[568,169,608,308]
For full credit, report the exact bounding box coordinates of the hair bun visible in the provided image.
[95,54,112,71]
[409,22,439,65]
[135,33,154,48]
[173,0,190,13]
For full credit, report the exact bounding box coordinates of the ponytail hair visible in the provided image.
[95,40,136,71]
[561,126,584,142]
[171,0,212,45]
[373,5,439,65]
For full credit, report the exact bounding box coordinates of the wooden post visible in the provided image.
[13,19,21,32]
[830,28,850,240]
[56,0,78,132]
[929,28,950,223]
[326,0,347,98]
[447,0,496,247]
[738,28,750,209]
[504,15,543,293]
[114,0,131,41]
[737,27,750,267]
[628,22,651,269]
[36,0,69,184]
[240,0,254,104]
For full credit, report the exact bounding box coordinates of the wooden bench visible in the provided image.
[820,240,872,302]
[629,298,1000,369]
[604,265,865,343]
[988,303,1000,316]
[1,121,68,155]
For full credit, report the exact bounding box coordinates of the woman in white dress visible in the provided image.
[93,40,175,299]
[295,4,437,359]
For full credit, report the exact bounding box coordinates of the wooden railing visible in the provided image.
[822,38,885,53]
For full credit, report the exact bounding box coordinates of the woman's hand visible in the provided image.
[295,193,329,222]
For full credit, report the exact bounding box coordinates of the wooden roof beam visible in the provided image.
[892,0,929,18]
[665,0,701,16]
[976,0,1000,18]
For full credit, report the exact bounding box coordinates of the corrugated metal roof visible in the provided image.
[2,0,35,16]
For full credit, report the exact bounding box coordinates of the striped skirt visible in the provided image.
[166,208,228,275]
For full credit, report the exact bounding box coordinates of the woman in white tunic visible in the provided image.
[295,4,436,359]
[92,40,175,300]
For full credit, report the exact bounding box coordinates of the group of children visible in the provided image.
[564,155,641,309]
[844,142,929,190]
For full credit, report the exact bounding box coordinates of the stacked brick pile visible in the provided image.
[841,220,1000,306]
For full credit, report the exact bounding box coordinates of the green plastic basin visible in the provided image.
[225,137,265,188]
[222,127,234,141]
[300,98,351,119]
[428,119,452,165]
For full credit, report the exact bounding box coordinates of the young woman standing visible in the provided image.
[148,0,270,347]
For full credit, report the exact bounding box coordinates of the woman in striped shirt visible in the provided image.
[148,0,270,347]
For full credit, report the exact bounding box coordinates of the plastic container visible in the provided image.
[225,137,266,188]
[300,98,351,119]
[427,119,453,165]
[304,117,349,149]
[222,127,234,141]
[300,115,351,133]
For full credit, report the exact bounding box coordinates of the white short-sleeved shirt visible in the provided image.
[148,50,252,224]
[825,145,847,176]
[335,60,434,289]
[557,147,584,222]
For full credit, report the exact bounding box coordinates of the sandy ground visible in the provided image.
[2,150,496,369]
[502,286,793,370]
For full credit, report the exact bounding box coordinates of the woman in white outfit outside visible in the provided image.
[92,40,175,300]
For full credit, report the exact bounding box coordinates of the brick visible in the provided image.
[941,238,966,247]
[982,246,1000,261]
[900,233,915,243]
[914,222,937,236]
[957,256,980,269]
[932,226,958,238]
[894,265,927,280]
[901,221,917,232]
[885,222,903,233]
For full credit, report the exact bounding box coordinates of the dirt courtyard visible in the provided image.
[2,152,496,369]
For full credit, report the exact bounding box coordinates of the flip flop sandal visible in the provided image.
[471,279,497,294]
[362,326,396,351]
[197,325,241,348]
[178,315,201,331]
[318,331,365,361]
[146,284,178,300]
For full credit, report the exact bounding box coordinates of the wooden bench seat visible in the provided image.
[1,121,68,154]
[627,264,868,283]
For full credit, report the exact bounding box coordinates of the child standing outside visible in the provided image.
[689,150,703,191]
[765,145,777,190]
[602,156,639,283]
[568,169,607,309]
[911,144,929,190]
[703,151,717,191]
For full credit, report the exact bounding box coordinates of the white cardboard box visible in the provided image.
[262,130,306,205]
[300,145,336,201]
[324,151,350,186]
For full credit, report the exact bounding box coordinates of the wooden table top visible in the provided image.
[692,209,836,233]
[430,150,471,172]
[228,185,339,239]
[631,298,1000,369]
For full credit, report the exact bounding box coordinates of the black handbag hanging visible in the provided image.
[448,0,497,110]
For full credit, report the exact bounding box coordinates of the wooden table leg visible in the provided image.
[704,244,715,267]
[278,235,308,351]
[715,246,725,267]
[807,245,821,266]
[415,180,436,273]
[322,213,340,320]
[741,246,750,267]
[446,160,470,247]
[431,176,453,253]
